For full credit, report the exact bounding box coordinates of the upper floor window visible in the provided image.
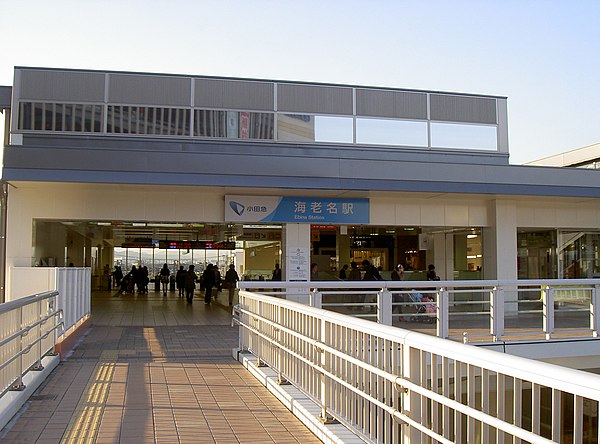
[19,102,103,133]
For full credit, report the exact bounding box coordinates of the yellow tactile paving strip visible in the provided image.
[0,291,322,443]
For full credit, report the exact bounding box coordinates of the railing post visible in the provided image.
[378,287,392,325]
[542,285,554,340]
[437,287,449,339]
[276,305,289,385]
[11,305,25,391]
[310,288,322,309]
[318,316,335,424]
[491,286,505,341]
[592,285,600,338]
[31,298,44,371]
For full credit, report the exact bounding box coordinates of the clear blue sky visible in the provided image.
[1,0,599,164]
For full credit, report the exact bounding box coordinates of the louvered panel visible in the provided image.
[277,83,353,115]
[108,74,191,106]
[356,88,427,119]
[19,69,105,102]
[195,79,274,111]
[430,94,497,124]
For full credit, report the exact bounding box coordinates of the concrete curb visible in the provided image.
[234,348,364,444]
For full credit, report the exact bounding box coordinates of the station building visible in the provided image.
[1,67,600,301]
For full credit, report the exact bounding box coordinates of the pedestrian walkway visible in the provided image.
[0,289,323,443]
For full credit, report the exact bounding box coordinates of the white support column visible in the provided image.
[432,233,447,280]
[485,200,519,315]
[283,223,311,304]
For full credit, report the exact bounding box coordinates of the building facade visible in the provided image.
[2,67,600,301]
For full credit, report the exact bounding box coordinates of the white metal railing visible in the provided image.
[238,279,600,342]
[10,267,91,338]
[234,289,600,443]
[0,291,62,396]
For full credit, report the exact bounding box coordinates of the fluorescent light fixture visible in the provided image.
[467,234,478,239]
[97,222,111,226]
[147,223,184,228]
[132,223,146,227]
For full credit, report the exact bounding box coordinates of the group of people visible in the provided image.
[118,265,151,294]
[116,263,241,306]
[334,260,384,282]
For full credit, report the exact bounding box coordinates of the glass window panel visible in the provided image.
[34,103,43,130]
[19,102,33,130]
[166,249,179,273]
[356,118,427,146]
[64,104,73,131]
[194,110,273,140]
[277,114,352,143]
[180,248,193,270]
[431,122,497,150]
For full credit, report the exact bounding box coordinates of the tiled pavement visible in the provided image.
[0,289,323,443]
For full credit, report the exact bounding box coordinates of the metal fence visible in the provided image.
[0,291,62,397]
[235,287,600,443]
[238,279,600,342]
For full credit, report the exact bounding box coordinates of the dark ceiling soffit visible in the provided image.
[3,168,600,199]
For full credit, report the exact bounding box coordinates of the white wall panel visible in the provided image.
[444,203,469,226]
[576,207,599,227]
[369,199,395,225]
[533,206,557,227]
[468,204,488,226]
[420,205,445,226]
[395,202,422,225]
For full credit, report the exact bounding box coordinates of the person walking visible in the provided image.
[339,264,348,280]
[391,264,404,281]
[159,263,170,297]
[175,265,186,297]
[224,264,239,306]
[272,263,282,281]
[202,264,215,305]
[184,265,197,304]
[347,261,362,281]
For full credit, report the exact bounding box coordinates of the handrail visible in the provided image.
[0,316,63,372]
[0,290,59,315]
[239,278,600,289]
[0,290,62,395]
[236,289,600,442]
[239,279,600,342]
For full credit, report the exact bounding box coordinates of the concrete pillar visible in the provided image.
[484,200,518,281]
[283,223,311,304]
[432,233,448,280]
[484,200,518,314]
[337,228,351,269]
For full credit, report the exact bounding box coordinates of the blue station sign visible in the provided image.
[225,195,369,224]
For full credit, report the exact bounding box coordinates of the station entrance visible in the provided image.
[32,219,486,285]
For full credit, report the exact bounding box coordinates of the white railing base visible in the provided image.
[0,354,59,432]
[233,349,364,444]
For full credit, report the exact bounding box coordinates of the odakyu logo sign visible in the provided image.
[225,196,282,222]
[229,201,245,216]
[225,195,370,224]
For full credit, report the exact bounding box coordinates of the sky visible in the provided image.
[0,0,599,165]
